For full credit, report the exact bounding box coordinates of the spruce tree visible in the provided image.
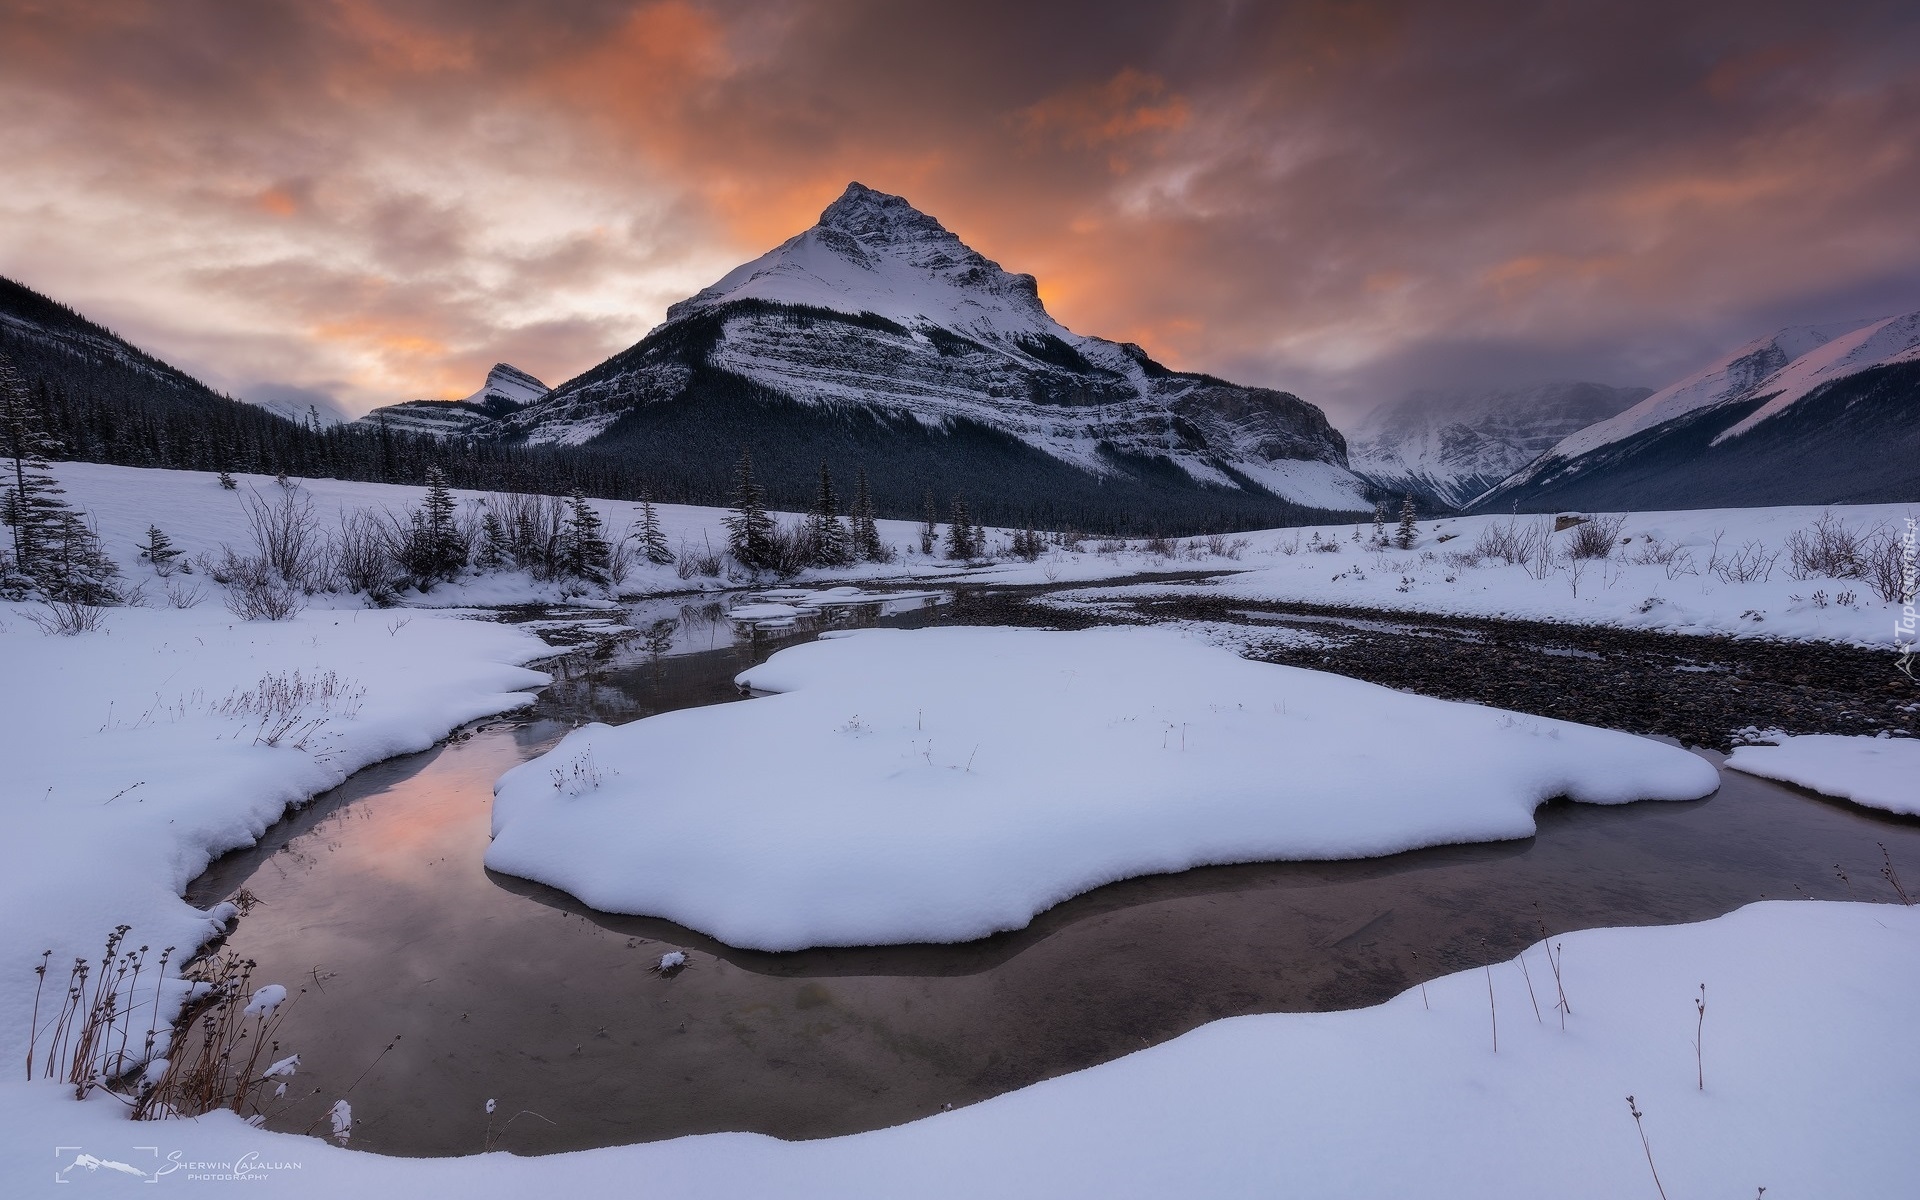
[1396,494,1417,549]
[42,511,120,604]
[807,460,847,566]
[138,524,182,575]
[920,488,938,555]
[477,509,509,571]
[724,450,774,569]
[561,490,611,585]
[1372,500,1387,547]
[218,470,238,491]
[850,468,883,562]
[636,497,673,565]
[417,465,466,581]
[946,497,977,560]
[0,353,81,590]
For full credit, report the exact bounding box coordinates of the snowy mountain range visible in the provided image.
[359,183,1372,525]
[355,363,548,437]
[1347,382,1650,510]
[1472,313,1920,511]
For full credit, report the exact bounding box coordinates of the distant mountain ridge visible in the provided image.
[357,363,548,437]
[1348,381,1650,510]
[398,182,1373,527]
[1471,313,1920,511]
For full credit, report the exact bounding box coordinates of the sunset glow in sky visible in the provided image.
[2,0,1916,423]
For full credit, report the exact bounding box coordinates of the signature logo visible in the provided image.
[55,1146,302,1184]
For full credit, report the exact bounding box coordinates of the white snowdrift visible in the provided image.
[488,626,1718,950]
[4,901,1914,1198]
[1726,734,1920,816]
[0,603,550,1072]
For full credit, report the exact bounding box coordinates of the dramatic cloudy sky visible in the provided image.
[2,0,1916,426]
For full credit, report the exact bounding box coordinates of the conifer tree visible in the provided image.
[946,497,977,560]
[561,490,611,585]
[724,450,775,569]
[850,468,883,562]
[138,524,182,575]
[1396,494,1417,549]
[217,470,238,490]
[477,509,509,571]
[0,352,93,597]
[42,511,121,604]
[1373,500,1387,546]
[636,496,673,565]
[807,460,847,566]
[920,488,938,555]
[417,465,466,581]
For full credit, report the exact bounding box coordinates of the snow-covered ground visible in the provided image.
[0,602,550,1083]
[1025,504,1917,647]
[3,460,1912,1195]
[45,461,1917,649]
[1727,734,1920,817]
[5,900,1913,1197]
[488,626,1716,950]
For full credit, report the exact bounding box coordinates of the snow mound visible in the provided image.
[1726,734,1920,816]
[487,626,1718,950]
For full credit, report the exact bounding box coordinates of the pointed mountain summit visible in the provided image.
[496,183,1368,526]
[665,182,1054,339]
[356,363,549,437]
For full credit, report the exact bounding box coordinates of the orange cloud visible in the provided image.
[257,186,300,218]
[1017,68,1191,151]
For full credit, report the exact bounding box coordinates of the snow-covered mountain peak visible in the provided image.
[665,183,1058,343]
[817,181,951,245]
[1542,318,1878,466]
[466,363,547,411]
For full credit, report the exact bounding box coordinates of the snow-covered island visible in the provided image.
[488,625,1719,950]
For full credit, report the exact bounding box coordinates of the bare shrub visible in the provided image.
[1629,536,1682,566]
[1711,539,1779,584]
[1865,524,1917,603]
[330,509,401,601]
[489,492,567,580]
[1442,549,1481,570]
[1784,511,1869,580]
[211,668,365,747]
[1566,512,1627,560]
[1203,533,1250,560]
[1473,517,1550,566]
[675,536,723,580]
[161,577,205,609]
[1095,537,1129,554]
[205,547,306,621]
[606,532,636,588]
[762,518,814,577]
[24,598,109,635]
[241,488,328,593]
[1142,534,1178,557]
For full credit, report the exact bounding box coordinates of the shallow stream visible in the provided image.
[185,587,1920,1157]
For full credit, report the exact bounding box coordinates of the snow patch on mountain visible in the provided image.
[1535,321,1873,466]
[1349,382,1648,509]
[1715,311,1920,442]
